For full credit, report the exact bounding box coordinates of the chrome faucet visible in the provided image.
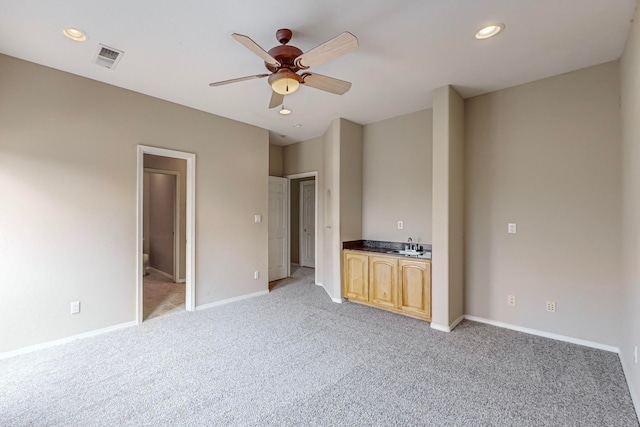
[408,237,413,250]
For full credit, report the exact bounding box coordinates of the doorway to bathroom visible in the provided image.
[137,146,196,324]
[143,165,183,319]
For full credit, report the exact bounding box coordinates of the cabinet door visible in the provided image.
[369,256,398,309]
[398,260,431,320]
[343,252,369,302]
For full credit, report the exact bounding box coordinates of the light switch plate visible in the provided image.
[508,223,517,234]
[397,221,403,230]
[254,214,262,223]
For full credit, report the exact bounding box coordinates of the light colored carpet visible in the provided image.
[1,266,638,426]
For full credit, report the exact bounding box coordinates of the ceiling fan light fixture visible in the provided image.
[269,69,302,95]
[63,27,87,41]
[475,24,504,40]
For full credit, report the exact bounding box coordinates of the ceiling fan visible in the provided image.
[209,28,358,109]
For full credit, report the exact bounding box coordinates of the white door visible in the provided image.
[300,180,316,268]
[268,176,288,281]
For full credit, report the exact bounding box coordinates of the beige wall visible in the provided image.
[339,119,363,243]
[0,54,269,353]
[147,172,176,275]
[269,144,284,177]
[144,154,187,281]
[323,120,341,299]
[362,109,433,244]
[465,61,622,346]
[432,86,465,328]
[283,137,322,176]
[283,136,324,283]
[620,3,640,413]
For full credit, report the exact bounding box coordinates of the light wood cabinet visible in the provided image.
[342,251,431,322]
[342,252,369,302]
[369,256,398,309]
[398,259,431,320]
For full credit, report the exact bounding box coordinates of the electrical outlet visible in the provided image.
[635,345,638,364]
[508,223,517,234]
[507,295,516,306]
[545,300,556,313]
[254,271,259,279]
[397,221,404,230]
[70,301,80,314]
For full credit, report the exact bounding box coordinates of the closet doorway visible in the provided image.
[137,146,196,324]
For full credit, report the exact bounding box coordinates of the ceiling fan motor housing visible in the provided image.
[265,44,303,73]
[264,29,304,73]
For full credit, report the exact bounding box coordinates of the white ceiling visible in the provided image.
[0,0,636,145]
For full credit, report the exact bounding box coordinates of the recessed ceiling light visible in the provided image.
[293,123,302,128]
[279,106,292,115]
[475,24,504,40]
[63,27,87,41]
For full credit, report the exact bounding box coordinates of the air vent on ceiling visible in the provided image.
[94,44,124,70]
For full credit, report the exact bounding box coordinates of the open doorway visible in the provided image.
[137,146,196,324]
[287,172,318,284]
[143,163,183,319]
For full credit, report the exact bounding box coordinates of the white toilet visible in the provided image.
[143,253,150,276]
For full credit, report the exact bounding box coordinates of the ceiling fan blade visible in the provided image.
[232,33,281,67]
[269,91,284,109]
[209,74,269,87]
[295,32,358,69]
[302,73,352,95]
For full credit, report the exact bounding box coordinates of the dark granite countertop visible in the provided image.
[343,240,432,259]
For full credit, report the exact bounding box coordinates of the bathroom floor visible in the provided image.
[143,270,185,320]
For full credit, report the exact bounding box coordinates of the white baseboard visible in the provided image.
[314,281,343,303]
[177,278,186,284]
[430,315,465,333]
[450,314,465,330]
[430,322,451,332]
[0,320,137,360]
[620,352,640,419]
[464,315,620,353]
[148,267,173,280]
[195,290,268,311]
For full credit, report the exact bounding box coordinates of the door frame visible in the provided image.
[299,179,316,268]
[144,168,180,282]
[137,145,196,324]
[286,172,318,283]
